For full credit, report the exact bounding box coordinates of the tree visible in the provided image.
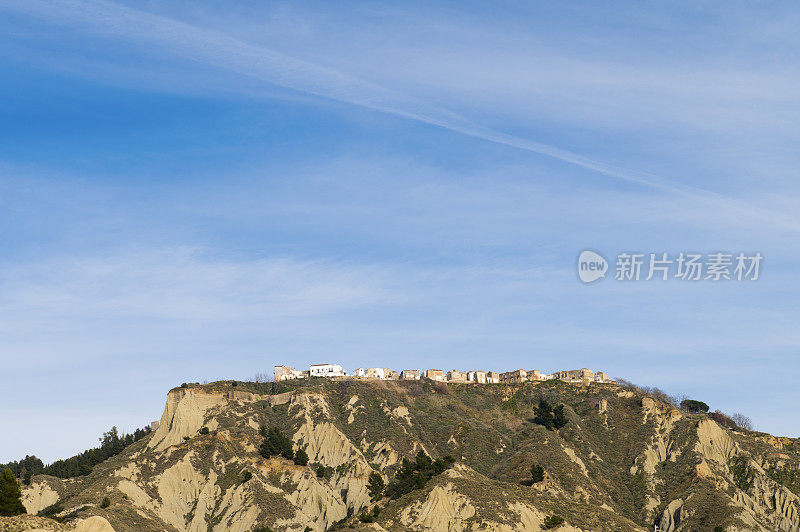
[0,456,44,480]
[552,405,569,429]
[731,413,754,431]
[29,426,151,479]
[258,426,293,461]
[293,448,309,466]
[533,400,568,430]
[533,399,554,429]
[709,410,736,429]
[367,472,385,501]
[530,464,545,483]
[0,468,26,516]
[680,399,709,414]
[100,496,111,508]
[385,452,455,499]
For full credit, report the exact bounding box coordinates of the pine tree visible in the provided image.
[367,472,385,501]
[0,468,26,516]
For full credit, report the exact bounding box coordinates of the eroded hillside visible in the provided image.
[17,379,800,531]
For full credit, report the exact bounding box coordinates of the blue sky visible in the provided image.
[2,0,800,462]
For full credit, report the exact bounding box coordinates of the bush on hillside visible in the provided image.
[543,515,564,529]
[730,455,754,492]
[37,503,63,517]
[100,496,110,508]
[314,464,333,479]
[530,463,545,483]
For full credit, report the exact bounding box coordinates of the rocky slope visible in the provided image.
[17,378,800,531]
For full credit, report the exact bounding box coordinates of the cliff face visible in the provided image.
[19,379,800,532]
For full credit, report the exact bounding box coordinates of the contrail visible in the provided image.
[3,0,799,231]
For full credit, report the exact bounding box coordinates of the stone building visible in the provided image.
[500,369,527,383]
[554,368,594,383]
[526,370,545,381]
[447,370,468,383]
[384,369,399,380]
[467,370,487,384]
[401,370,421,380]
[486,371,500,384]
[274,365,303,381]
[425,369,444,381]
[594,372,611,383]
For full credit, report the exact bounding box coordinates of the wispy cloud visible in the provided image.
[3,0,799,232]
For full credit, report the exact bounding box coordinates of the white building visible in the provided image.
[310,363,347,377]
[367,367,386,379]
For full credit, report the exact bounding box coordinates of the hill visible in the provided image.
[13,378,800,531]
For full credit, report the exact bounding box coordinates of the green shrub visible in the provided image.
[241,470,253,483]
[530,463,545,483]
[100,496,110,508]
[543,515,564,529]
[198,426,210,435]
[37,503,63,517]
[730,455,754,492]
[314,464,332,479]
[359,512,375,523]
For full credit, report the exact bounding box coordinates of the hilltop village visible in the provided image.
[274,363,612,385]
